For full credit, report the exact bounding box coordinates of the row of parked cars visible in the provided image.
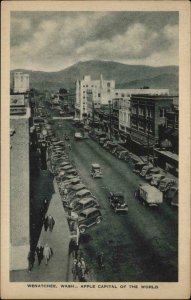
[133,161,178,207]
[89,131,130,162]
[45,125,103,234]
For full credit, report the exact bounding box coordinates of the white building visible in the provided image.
[118,89,169,133]
[75,75,115,119]
[13,72,30,93]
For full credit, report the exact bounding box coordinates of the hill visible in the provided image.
[10,60,178,92]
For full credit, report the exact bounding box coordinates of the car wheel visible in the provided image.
[96,217,102,224]
[79,226,86,233]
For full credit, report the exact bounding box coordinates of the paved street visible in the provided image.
[52,119,178,282]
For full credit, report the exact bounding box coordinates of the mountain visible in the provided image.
[10,60,178,92]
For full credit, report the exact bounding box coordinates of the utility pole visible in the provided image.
[92,100,95,133]
[147,118,150,163]
[109,100,112,140]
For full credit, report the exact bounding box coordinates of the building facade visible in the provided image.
[13,72,30,94]
[129,94,173,155]
[10,98,31,270]
[75,75,115,119]
[118,89,169,138]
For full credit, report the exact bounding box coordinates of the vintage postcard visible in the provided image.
[1,0,190,299]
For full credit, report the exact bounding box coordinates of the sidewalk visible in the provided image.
[10,178,72,282]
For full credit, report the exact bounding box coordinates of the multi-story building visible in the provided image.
[10,95,31,270]
[13,72,30,93]
[129,94,173,155]
[75,75,115,119]
[117,89,169,141]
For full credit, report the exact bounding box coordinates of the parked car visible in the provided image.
[118,150,130,161]
[145,168,161,181]
[164,186,178,207]
[108,192,128,213]
[99,137,109,146]
[91,163,103,178]
[135,184,163,207]
[150,174,166,187]
[72,197,100,214]
[77,207,102,233]
[140,164,154,177]
[66,168,78,176]
[133,162,148,174]
[67,183,86,197]
[66,189,93,209]
[158,178,176,192]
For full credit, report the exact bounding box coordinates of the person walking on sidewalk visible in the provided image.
[97,252,105,270]
[28,250,35,272]
[72,259,78,281]
[47,215,55,232]
[80,257,86,280]
[43,244,52,265]
[36,245,44,266]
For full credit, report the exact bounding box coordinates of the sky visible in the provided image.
[11,11,179,71]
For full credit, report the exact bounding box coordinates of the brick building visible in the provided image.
[129,94,173,155]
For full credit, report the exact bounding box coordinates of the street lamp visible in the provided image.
[108,100,112,140]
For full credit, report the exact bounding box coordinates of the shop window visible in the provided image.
[139,107,144,116]
[107,82,111,87]
[160,108,165,118]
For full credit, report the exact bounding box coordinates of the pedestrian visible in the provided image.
[47,215,55,232]
[28,250,35,272]
[36,245,44,266]
[97,252,105,270]
[72,259,78,281]
[43,244,52,265]
[43,216,49,231]
[69,238,76,258]
[68,143,71,151]
[43,198,48,212]
[76,259,83,281]
[80,257,86,279]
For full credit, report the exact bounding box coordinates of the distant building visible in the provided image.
[129,94,173,155]
[13,72,30,93]
[10,96,31,270]
[75,74,115,119]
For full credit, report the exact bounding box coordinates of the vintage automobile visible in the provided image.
[77,207,102,233]
[145,168,161,181]
[150,174,166,187]
[91,163,103,178]
[133,162,148,174]
[135,184,163,207]
[140,164,154,177]
[72,197,100,214]
[158,178,176,192]
[164,186,178,207]
[108,192,128,213]
[75,132,83,140]
[118,150,130,161]
[67,183,86,197]
[66,189,94,209]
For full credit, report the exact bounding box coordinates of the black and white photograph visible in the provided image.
[1,1,190,299]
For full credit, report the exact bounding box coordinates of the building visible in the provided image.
[129,94,173,155]
[75,75,115,119]
[10,95,31,270]
[13,72,30,94]
[118,89,169,141]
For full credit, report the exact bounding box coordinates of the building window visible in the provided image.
[132,119,137,128]
[83,96,85,99]
[115,93,118,96]
[121,94,124,97]
[146,107,153,118]
[98,93,100,97]
[139,120,144,131]
[107,82,111,87]
[160,108,165,118]
[107,89,110,93]
[132,106,137,114]
[139,107,144,116]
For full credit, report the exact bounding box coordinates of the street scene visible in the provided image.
[10,11,179,283]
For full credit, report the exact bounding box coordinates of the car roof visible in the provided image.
[160,177,174,183]
[80,207,99,214]
[76,189,90,196]
[70,178,80,183]
[111,192,124,197]
[92,163,100,168]
[78,198,96,204]
[72,183,85,190]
